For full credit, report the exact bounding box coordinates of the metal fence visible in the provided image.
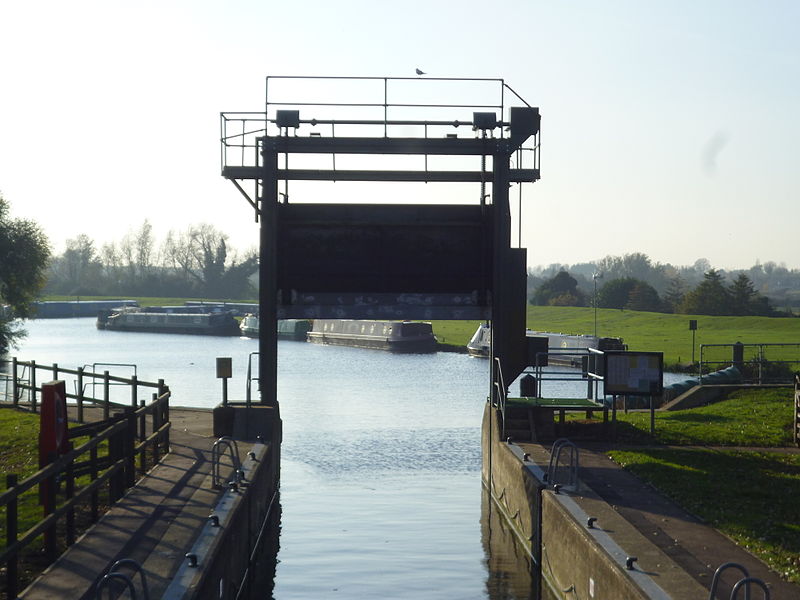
[699,342,800,384]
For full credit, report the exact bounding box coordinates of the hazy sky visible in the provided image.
[1,1,798,270]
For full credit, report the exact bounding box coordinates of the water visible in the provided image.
[7,318,684,599]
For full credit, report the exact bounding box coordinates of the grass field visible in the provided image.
[526,306,800,368]
[601,387,800,584]
[435,306,800,369]
[612,387,796,446]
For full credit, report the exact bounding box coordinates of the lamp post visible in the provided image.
[593,272,603,337]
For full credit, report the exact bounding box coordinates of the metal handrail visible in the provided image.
[708,562,749,600]
[246,351,259,406]
[547,438,579,490]
[493,357,508,437]
[222,76,540,170]
[211,437,242,489]
[730,577,770,600]
[96,572,137,599]
[104,558,151,600]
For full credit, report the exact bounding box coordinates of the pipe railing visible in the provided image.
[1,358,167,421]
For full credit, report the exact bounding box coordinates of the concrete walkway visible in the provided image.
[519,440,800,600]
[21,408,227,599]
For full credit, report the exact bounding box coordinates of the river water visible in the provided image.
[8,318,683,599]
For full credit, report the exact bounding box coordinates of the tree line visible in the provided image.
[530,253,798,317]
[45,221,258,300]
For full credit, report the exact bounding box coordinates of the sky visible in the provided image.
[1,0,798,271]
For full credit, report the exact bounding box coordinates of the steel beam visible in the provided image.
[223,166,540,183]
[262,136,518,156]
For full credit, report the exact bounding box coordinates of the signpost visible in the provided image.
[603,351,664,435]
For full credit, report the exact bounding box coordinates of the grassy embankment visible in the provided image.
[603,387,800,583]
[433,306,800,369]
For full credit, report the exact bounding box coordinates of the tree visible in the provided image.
[532,271,586,306]
[597,278,638,309]
[161,223,258,298]
[679,269,732,315]
[729,273,757,315]
[0,195,51,350]
[625,282,662,312]
[663,275,687,313]
[729,273,775,316]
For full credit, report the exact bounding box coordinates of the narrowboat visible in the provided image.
[97,307,240,336]
[466,323,625,364]
[307,319,436,353]
[239,315,311,341]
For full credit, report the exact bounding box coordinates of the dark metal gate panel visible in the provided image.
[277,203,493,319]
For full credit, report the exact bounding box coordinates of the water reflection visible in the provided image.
[480,487,561,600]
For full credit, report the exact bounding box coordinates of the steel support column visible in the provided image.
[259,148,279,408]
[490,144,528,402]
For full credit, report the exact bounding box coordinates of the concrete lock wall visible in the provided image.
[164,414,282,600]
[540,495,648,599]
[481,404,651,600]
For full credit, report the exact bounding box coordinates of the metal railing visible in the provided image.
[546,439,579,491]
[211,437,242,489]
[708,562,770,599]
[700,342,800,384]
[1,357,166,421]
[96,558,151,600]
[492,357,508,437]
[221,75,541,177]
[246,351,260,406]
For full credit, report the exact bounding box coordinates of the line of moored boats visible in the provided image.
[91,303,623,356]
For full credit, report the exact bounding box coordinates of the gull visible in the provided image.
[415,68,426,76]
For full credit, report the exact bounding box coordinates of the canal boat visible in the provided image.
[466,323,625,363]
[307,319,436,353]
[239,315,312,341]
[97,307,240,336]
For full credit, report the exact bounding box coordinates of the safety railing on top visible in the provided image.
[220,75,541,175]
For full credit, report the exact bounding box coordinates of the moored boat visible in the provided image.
[239,315,311,341]
[97,307,240,336]
[466,323,625,364]
[307,319,436,353]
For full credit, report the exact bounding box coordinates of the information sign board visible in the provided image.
[603,352,663,396]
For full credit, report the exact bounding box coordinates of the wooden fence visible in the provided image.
[0,359,171,598]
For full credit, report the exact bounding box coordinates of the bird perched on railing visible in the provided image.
[415,68,426,76]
